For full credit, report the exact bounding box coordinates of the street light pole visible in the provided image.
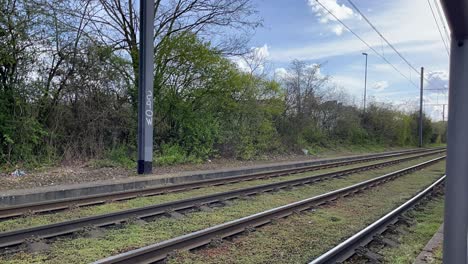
[362,53,368,112]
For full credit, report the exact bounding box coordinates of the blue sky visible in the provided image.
[239,0,450,120]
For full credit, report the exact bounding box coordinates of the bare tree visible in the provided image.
[281,60,329,119]
[31,0,93,124]
[83,0,261,105]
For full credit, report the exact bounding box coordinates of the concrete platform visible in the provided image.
[0,149,425,207]
[413,224,443,264]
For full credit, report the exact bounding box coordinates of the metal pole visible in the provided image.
[443,104,446,122]
[443,37,468,264]
[137,0,155,174]
[362,53,368,112]
[419,67,424,148]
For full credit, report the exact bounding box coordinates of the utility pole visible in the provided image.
[137,0,155,174]
[442,104,446,122]
[362,53,368,112]
[419,67,424,148]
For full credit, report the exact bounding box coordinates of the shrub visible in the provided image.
[91,146,135,169]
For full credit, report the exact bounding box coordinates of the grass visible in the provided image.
[0,158,445,263]
[91,144,420,169]
[0,153,442,233]
[433,245,443,263]
[378,197,444,263]
[304,143,408,158]
[167,162,446,264]
[89,147,135,169]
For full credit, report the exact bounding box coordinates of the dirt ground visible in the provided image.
[0,149,402,191]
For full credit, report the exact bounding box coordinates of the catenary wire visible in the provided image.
[314,0,419,88]
[427,0,450,55]
[434,0,451,45]
[346,0,442,88]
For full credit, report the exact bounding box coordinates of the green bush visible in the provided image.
[236,134,256,160]
[154,143,202,166]
[302,125,327,146]
[91,146,135,169]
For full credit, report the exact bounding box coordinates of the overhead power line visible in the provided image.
[346,1,419,76]
[427,0,450,55]
[434,0,451,45]
[346,0,440,88]
[314,0,419,88]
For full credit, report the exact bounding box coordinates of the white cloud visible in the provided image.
[269,38,442,63]
[306,63,323,76]
[232,44,270,73]
[422,70,449,120]
[274,63,323,80]
[271,0,449,65]
[372,80,389,90]
[274,67,288,79]
[423,91,448,121]
[332,24,345,35]
[308,0,358,36]
[253,44,270,59]
[331,75,364,94]
[425,70,449,91]
[308,0,355,23]
[372,63,394,73]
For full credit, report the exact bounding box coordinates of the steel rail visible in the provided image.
[0,149,444,220]
[309,175,445,264]
[0,155,445,249]
[90,157,445,264]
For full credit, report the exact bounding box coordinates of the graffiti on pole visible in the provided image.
[145,90,153,126]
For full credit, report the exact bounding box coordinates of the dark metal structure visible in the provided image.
[137,0,155,174]
[419,67,424,147]
[439,1,468,263]
[362,52,368,112]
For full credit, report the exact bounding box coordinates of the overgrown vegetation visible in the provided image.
[0,0,447,169]
[380,197,444,263]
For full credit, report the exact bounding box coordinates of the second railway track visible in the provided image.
[310,175,445,264]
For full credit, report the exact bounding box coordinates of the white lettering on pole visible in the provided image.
[145,91,153,126]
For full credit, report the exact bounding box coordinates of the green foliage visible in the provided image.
[91,146,135,169]
[0,6,447,169]
[154,143,201,166]
[0,115,49,166]
[431,121,447,144]
[302,124,327,146]
[397,114,414,146]
[153,33,228,160]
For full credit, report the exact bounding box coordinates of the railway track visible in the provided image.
[91,156,445,264]
[310,175,445,264]
[0,153,445,250]
[0,149,444,220]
